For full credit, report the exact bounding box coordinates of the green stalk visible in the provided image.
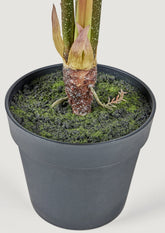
[74,0,93,40]
[84,0,93,40]
[74,0,78,40]
[74,0,86,40]
[90,0,102,58]
[61,0,75,61]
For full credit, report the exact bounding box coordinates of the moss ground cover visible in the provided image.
[10,70,151,143]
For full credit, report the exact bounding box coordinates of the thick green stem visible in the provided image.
[61,0,75,61]
[74,0,78,40]
[90,0,102,58]
[84,0,93,40]
[74,0,93,40]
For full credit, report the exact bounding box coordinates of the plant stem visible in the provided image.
[84,0,93,40]
[61,0,75,61]
[74,0,93,40]
[63,66,97,116]
[90,0,102,58]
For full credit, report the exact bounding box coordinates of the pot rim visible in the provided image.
[5,63,156,146]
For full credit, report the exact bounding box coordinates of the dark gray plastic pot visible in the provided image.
[5,64,156,230]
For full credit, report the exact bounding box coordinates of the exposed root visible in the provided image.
[51,96,68,108]
[89,85,127,110]
[51,88,127,111]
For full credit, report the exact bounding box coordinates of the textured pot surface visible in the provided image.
[5,64,156,230]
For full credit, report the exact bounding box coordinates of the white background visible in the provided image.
[0,0,165,232]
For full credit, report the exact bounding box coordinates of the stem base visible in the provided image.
[63,66,97,116]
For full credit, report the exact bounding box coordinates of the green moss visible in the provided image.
[97,82,119,94]
[127,105,137,113]
[10,70,151,144]
[52,80,64,89]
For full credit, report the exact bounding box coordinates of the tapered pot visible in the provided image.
[5,64,156,230]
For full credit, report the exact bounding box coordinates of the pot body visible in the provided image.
[5,64,156,230]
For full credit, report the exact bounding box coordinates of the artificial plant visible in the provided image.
[51,0,126,116]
